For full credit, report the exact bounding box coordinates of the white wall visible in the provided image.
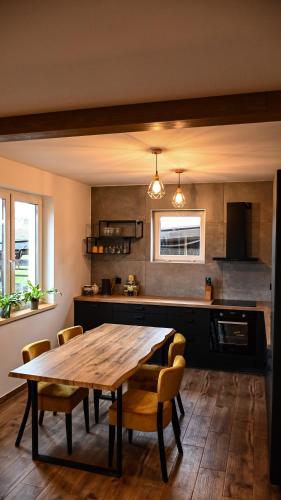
[0,157,91,398]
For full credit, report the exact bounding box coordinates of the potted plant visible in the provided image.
[23,281,62,310]
[0,292,22,319]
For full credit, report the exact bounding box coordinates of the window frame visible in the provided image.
[0,189,42,295]
[0,189,10,295]
[151,209,206,264]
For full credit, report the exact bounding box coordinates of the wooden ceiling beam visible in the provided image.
[0,90,281,142]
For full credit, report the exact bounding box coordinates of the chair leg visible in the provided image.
[108,424,115,466]
[15,387,31,447]
[65,413,72,455]
[172,399,183,454]
[176,392,185,416]
[53,411,57,416]
[111,391,115,403]
[83,396,90,433]
[39,410,44,426]
[93,389,101,424]
[157,402,168,483]
[128,428,133,444]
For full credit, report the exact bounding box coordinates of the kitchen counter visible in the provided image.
[74,294,271,346]
[74,294,213,307]
[74,294,269,312]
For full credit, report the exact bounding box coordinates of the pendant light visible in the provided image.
[147,148,165,199]
[172,169,186,208]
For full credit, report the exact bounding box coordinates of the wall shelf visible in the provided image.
[86,220,143,255]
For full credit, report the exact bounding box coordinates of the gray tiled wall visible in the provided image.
[91,181,272,301]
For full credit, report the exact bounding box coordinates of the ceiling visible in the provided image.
[1,1,281,116]
[0,121,280,185]
[1,1,280,185]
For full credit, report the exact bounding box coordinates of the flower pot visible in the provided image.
[1,306,11,319]
[30,299,39,310]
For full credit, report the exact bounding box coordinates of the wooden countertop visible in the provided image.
[74,294,269,312]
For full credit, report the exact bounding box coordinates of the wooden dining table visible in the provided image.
[9,323,175,477]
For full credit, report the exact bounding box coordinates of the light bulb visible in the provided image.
[147,148,165,199]
[175,192,184,203]
[152,179,161,194]
[172,187,186,208]
[147,174,165,199]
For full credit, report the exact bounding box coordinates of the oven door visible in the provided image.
[217,320,248,346]
[210,318,250,354]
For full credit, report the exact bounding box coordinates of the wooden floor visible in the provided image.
[1,369,281,500]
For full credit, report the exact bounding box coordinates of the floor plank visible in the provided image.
[192,468,225,500]
[200,431,230,471]
[3,483,43,500]
[183,415,212,448]
[224,452,254,500]
[210,405,233,434]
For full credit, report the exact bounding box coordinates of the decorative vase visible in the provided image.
[30,298,39,310]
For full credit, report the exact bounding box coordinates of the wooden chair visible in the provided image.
[15,339,90,454]
[108,355,185,482]
[57,325,114,424]
[127,333,186,415]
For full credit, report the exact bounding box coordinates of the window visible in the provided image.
[152,210,206,263]
[0,189,42,295]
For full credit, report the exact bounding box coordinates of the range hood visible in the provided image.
[213,202,258,262]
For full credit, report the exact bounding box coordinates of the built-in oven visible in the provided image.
[210,309,256,355]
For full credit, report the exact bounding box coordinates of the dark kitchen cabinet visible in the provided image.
[74,299,210,366]
[165,306,210,362]
[74,299,266,372]
[112,302,210,365]
[74,301,112,331]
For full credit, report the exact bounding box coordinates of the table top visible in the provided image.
[9,323,175,391]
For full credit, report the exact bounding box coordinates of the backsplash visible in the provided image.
[91,181,272,301]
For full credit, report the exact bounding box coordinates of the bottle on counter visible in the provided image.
[205,277,213,301]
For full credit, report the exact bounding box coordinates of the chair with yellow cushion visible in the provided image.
[15,339,89,454]
[57,325,83,346]
[128,333,186,416]
[108,355,185,482]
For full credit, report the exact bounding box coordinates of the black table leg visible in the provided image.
[116,385,123,476]
[30,381,38,460]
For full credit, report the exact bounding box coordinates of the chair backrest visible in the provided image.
[157,355,186,402]
[57,325,83,346]
[22,339,51,364]
[168,333,186,367]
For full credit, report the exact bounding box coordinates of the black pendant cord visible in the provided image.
[155,153,158,176]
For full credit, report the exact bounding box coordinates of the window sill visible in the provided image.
[0,303,56,327]
[151,260,206,264]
